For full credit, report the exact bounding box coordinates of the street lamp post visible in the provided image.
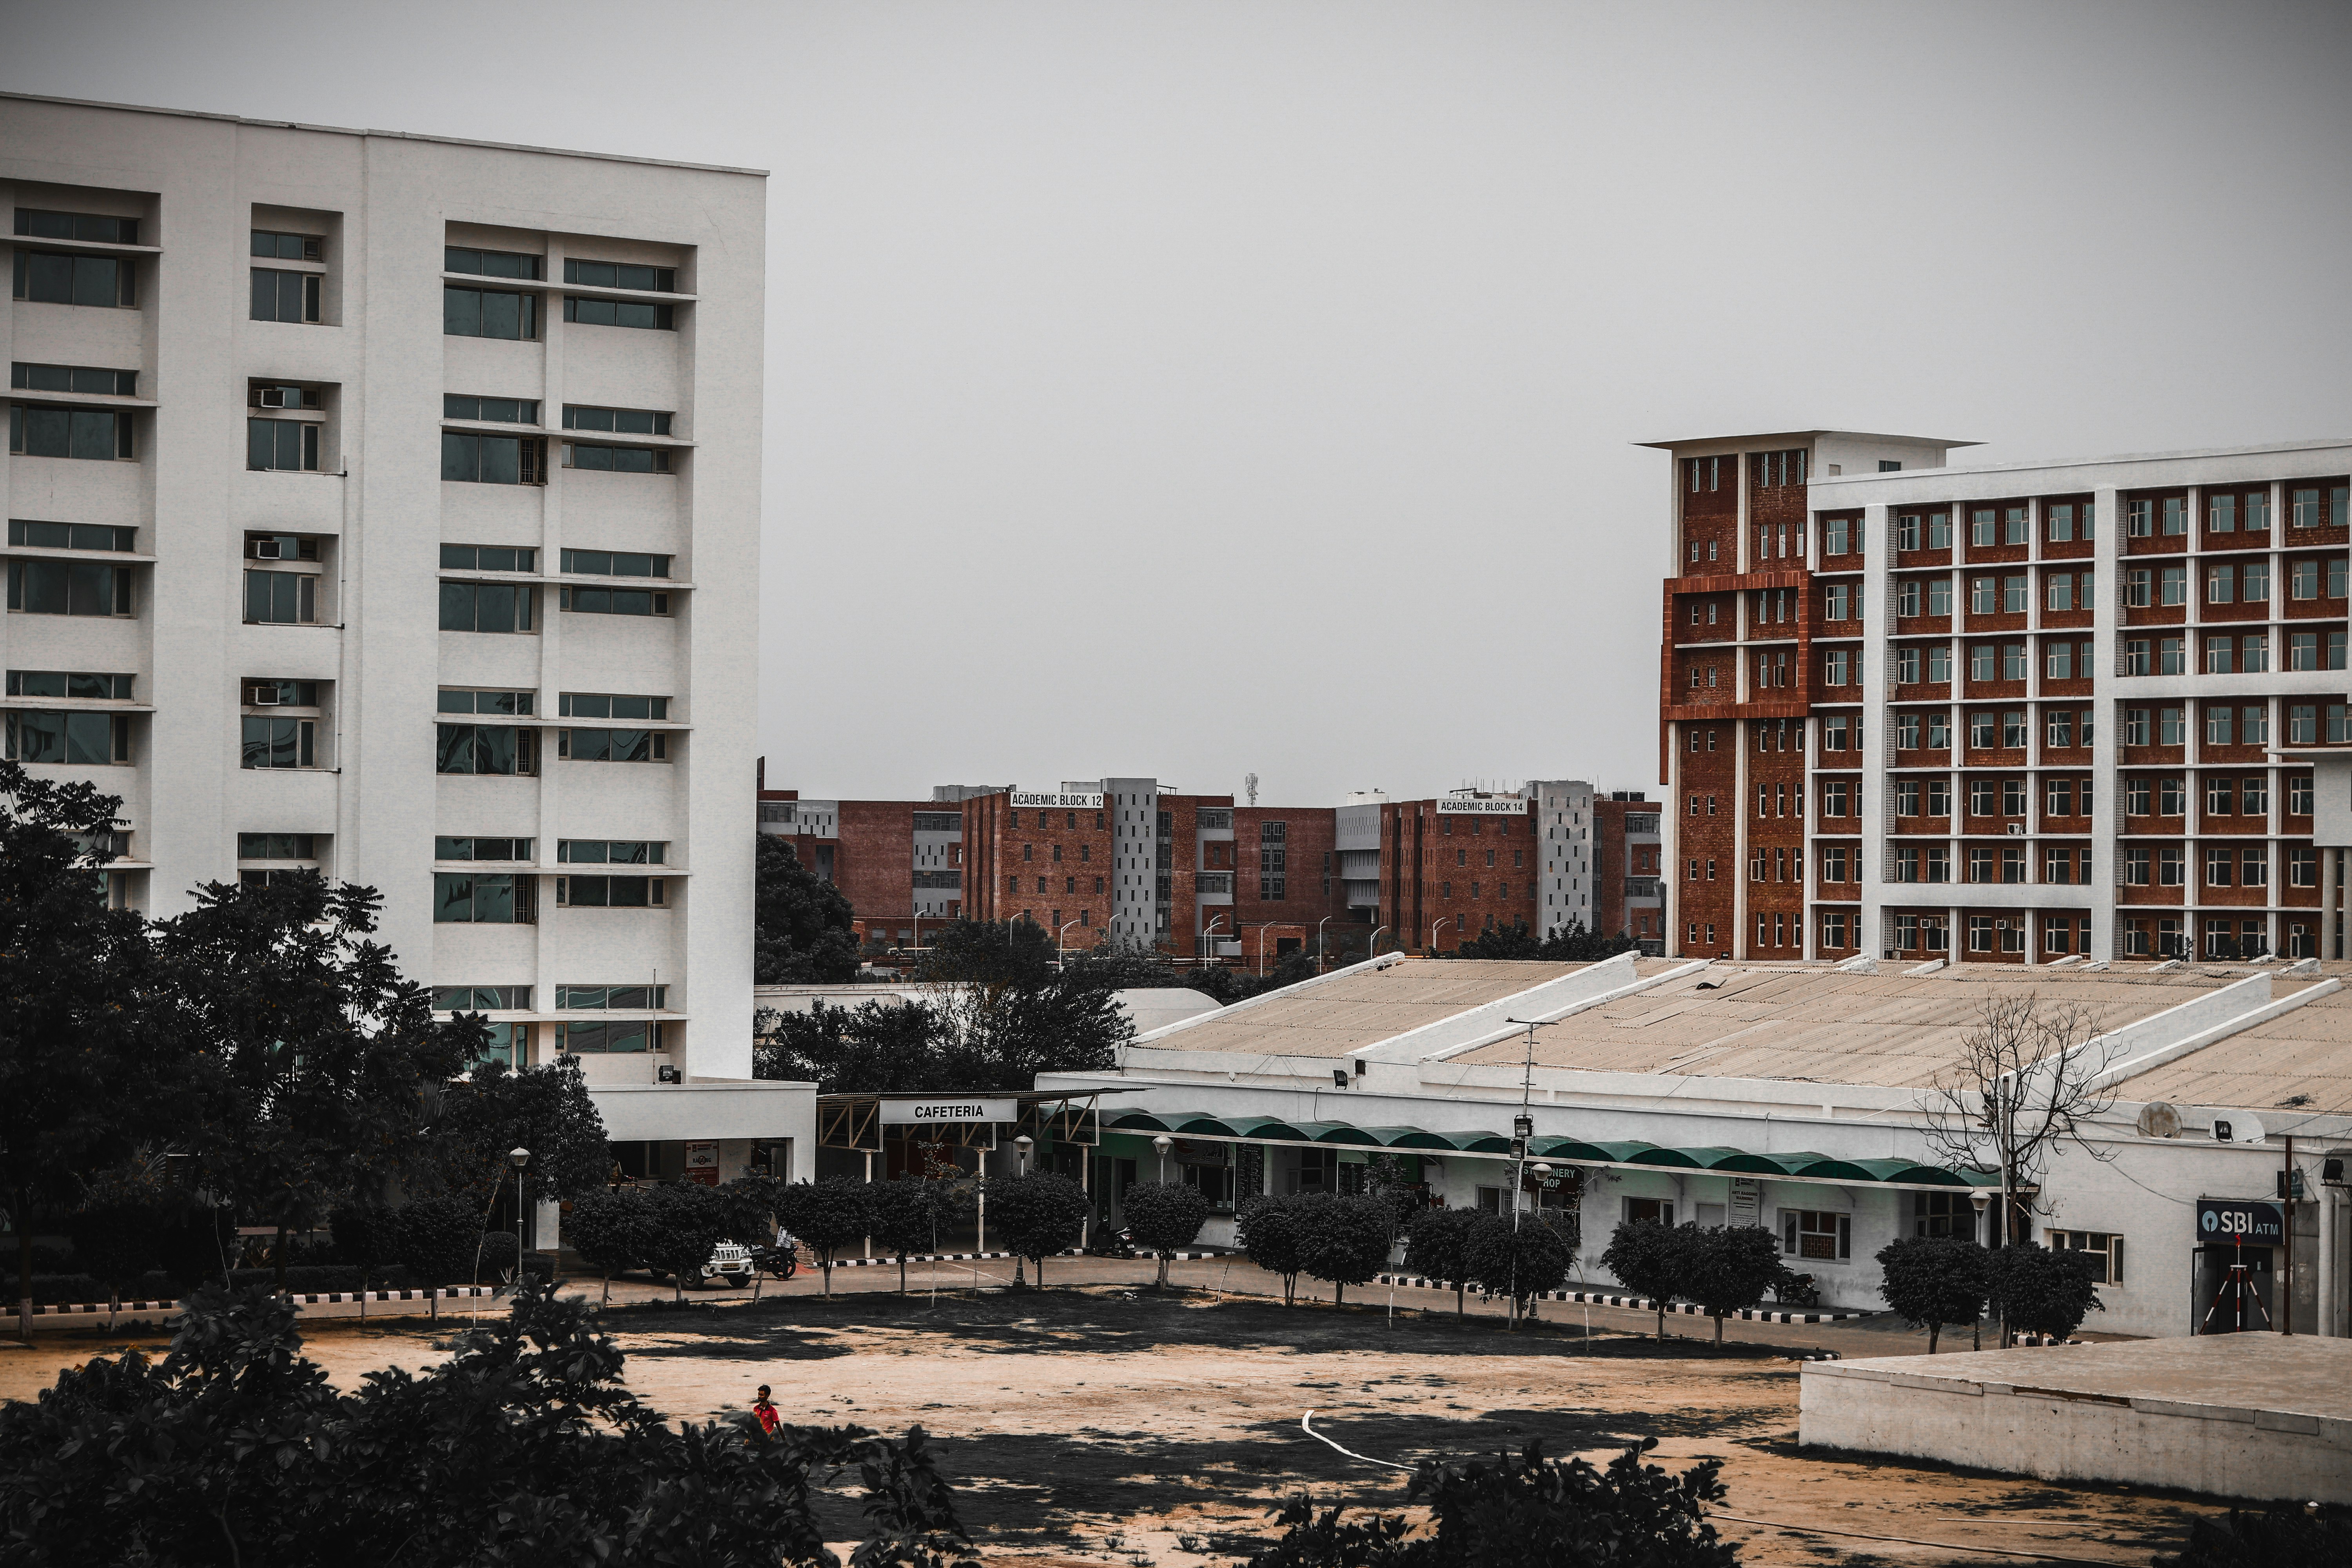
[1502,1017,1560,1329]
[1316,915,1333,973]
[1058,919,1080,970]
[1153,1134,1172,1184]
[509,1147,531,1281]
[1369,924,1389,959]
[1430,916,1453,955]
[1012,1134,1034,1286]
[1203,912,1229,969]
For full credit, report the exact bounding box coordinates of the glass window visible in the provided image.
[438,545,537,573]
[243,570,317,625]
[563,258,677,292]
[5,710,129,764]
[443,394,540,425]
[563,296,674,330]
[556,874,664,907]
[436,837,533,861]
[1780,1209,1851,1261]
[434,872,536,924]
[10,405,132,461]
[562,443,670,473]
[8,559,132,616]
[558,586,671,617]
[7,520,135,552]
[249,269,321,323]
[2048,1231,2122,1285]
[238,833,317,859]
[557,728,670,763]
[439,581,534,634]
[441,431,543,484]
[557,692,668,720]
[561,404,672,436]
[9,362,136,396]
[444,286,539,339]
[437,689,534,715]
[444,247,542,279]
[11,248,134,307]
[5,670,132,700]
[435,724,536,775]
[239,715,315,769]
[247,418,320,472]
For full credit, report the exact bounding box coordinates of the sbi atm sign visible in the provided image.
[2196,1198,2284,1246]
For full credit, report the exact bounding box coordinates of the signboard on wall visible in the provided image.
[2196,1197,2283,1246]
[1011,792,1105,810]
[1435,797,1528,815]
[684,1141,720,1187]
[880,1098,1018,1125]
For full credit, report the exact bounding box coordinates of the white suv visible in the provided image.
[693,1241,755,1289]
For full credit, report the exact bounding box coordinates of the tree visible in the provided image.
[1247,1436,1737,1568]
[565,1187,658,1306]
[776,1177,876,1297]
[2170,1499,2352,1568]
[985,1173,1090,1287]
[752,834,860,983]
[1404,1208,1483,1317]
[1538,919,1641,962]
[65,1192,166,1328]
[152,873,474,1286]
[1462,1214,1573,1325]
[1922,993,2120,1253]
[1601,1218,1685,1339]
[1874,1236,1990,1354]
[396,1193,482,1317]
[758,998,941,1090]
[1456,923,1543,960]
[433,1058,610,1207]
[1239,1195,1309,1305]
[0,1280,982,1566]
[935,977,1132,1089]
[1676,1226,1783,1345]
[869,1178,973,1294]
[1121,1181,1211,1289]
[639,1181,731,1304]
[0,760,174,1341]
[1987,1241,2104,1343]
[329,1199,402,1317]
[912,918,1057,987]
[1290,1194,1394,1308]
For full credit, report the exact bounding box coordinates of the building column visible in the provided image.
[2319,1183,2337,1338]
[2087,486,2122,960]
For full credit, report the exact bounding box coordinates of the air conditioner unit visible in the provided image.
[251,538,284,559]
[249,686,280,706]
[2006,824,2025,836]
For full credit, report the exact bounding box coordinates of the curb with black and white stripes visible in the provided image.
[20,1285,503,1322]
[820,1248,1234,1268]
[1373,1275,1869,1324]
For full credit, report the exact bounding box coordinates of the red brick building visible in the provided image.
[1593,792,1665,953]
[1368,791,1540,954]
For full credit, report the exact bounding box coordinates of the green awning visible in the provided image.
[1293,1121,1385,1147]
[1356,1126,1470,1151]
[1532,1138,1661,1163]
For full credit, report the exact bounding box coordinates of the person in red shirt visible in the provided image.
[750,1385,780,1438]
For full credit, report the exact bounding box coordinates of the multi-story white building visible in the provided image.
[1,93,809,1195]
[1655,429,2352,964]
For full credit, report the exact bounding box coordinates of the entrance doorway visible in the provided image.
[2193,1244,2275,1332]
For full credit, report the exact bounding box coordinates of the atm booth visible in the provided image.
[2194,1196,2284,1333]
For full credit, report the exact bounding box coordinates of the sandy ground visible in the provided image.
[3,1263,2222,1566]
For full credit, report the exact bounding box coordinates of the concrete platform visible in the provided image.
[1800,1334,2352,1504]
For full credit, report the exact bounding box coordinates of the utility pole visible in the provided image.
[1502,1016,1562,1330]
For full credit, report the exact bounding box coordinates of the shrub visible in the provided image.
[394,1194,481,1314]
[1462,1214,1573,1322]
[984,1173,1090,1287]
[1988,1241,2103,1342]
[65,1202,167,1308]
[1677,1225,1784,1344]
[1290,1194,1394,1308]
[776,1176,877,1298]
[1600,1219,1684,1339]
[1875,1235,1989,1353]
[868,1178,973,1294]
[639,1181,732,1304]
[329,1200,402,1292]
[1248,1436,1737,1568]
[1403,1207,1482,1317]
[2167,1500,2352,1568]
[566,1187,658,1305]
[1120,1181,1211,1289]
[1239,1194,1308,1305]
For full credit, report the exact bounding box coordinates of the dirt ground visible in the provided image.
[2,1282,2221,1566]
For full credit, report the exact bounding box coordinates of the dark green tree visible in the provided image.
[639,1181,731,1303]
[911,918,1057,987]
[2169,1499,2352,1568]
[1121,1181,1212,1289]
[395,1193,482,1318]
[433,1057,610,1207]
[1537,920,1641,962]
[757,999,940,1091]
[152,873,474,1285]
[776,1176,877,1298]
[565,1187,659,1306]
[1239,1194,1309,1305]
[1677,1225,1784,1344]
[1403,1207,1483,1317]
[1455,923,1544,960]
[936,977,1131,1089]
[1295,1193,1395,1308]
[1874,1235,1989,1353]
[1601,1216,1686,1339]
[868,1178,973,1294]
[328,1199,402,1313]
[0,1280,981,1566]
[1463,1213,1573,1325]
[752,834,860,983]
[0,760,174,1340]
[984,1173,1090,1287]
[1987,1240,2104,1343]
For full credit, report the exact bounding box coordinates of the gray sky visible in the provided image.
[11,2,2351,807]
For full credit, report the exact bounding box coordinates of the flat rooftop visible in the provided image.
[2120,973,2352,1115]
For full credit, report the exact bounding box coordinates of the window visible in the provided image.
[2163,497,2188,535]
[443,394,540,424]
[243,570,318,625]
[2159,707,2186,746]
[439,544,537,573]
[434,985,534,1013]
[240,715,315,769]
[2048,1230,2122,1285]
[2159,777,2187,815]
[1970,575,1996,614]
[2046,641,2073,680]
[445,246,542,279]
[438,688,534,715]
[2291,775,2314,815]
[2004,506,2029,545]
[557,728,669,763]
[559,549,670,579]
[555,875,666,907]
[2291,632,2321,670]
[8,559,132,616]
[2159,846,2186,887]
[444,286,539,339]
[564,443,671,473]
[10,405,132,461]
[557,692,668,720]
[559,585,671,617]
[17,208,136,244]
[8,520,135,552]
[10,362,136,398]
[5,710,129,764]
[441,431,544,483]
[11,247,135,307]
[2208,563,2235,604]
[439,581,534,633]
[1780,1209,1851,1261]
[244,679,319,707]
[2003,574,2027,612]
[2290,704,2319,744]
[557,1018,662,1053]
[435,724,537,775]
[2206,847,2234,888]
[2243,633,2270,672]
[2002,644,2027,681]
[2123,846,2150,885]
[1969,644,1994,682]
[2159,566,2187,606]
[562,404,672,436]
[250,268,321,323]
[434,873,539,923]
[6,670,133,701]
[563,258,676,292]
[247,417,320,472]
[1915,1192,1976,1241]
[563,295,673,330]
[2243,846,2268,887]
[238,833,318,860]
[2123,568,2152,608]
[437,837,533,861]
[2244,775,2269,815]
[557,839,665,865]
[2290,846,2318,887]
[2159,637,2185,675]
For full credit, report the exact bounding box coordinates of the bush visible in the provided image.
[329,1200,402,1290]
[868,1178,973,1294]
[394,1194,482,1296]
[1296,1194,1398,1308]
[639,1182,731,1304]
[1403,1208,1483,1317]
[1875,1236,1989,1353]
[1248,1436,1737,1568]
[1988,1241,2104,1342]
[776,1176,877,1298]
[65,1202,168,1304]
[1120,1181,1211,1289]
[1677,1226,1783,1344]
[985,1173,1090,1287]
[226,1265,364,1294]
[2167,1500,2352,1568]
[1239,1195,1308,1305]
[1461,1214,1573,1320]
[567,1187,658,1305]
[1600,1219,1684,1339]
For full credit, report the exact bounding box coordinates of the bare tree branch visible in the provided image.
[1920,993,2123,1238]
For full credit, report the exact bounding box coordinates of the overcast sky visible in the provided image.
[10,2,2351,807]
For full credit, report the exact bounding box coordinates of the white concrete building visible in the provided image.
[1,93,809,1196]
[1040,954,2352,1340]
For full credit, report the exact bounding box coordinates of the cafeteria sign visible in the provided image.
[881,1098,1018,1125]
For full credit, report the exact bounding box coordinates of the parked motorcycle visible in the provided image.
[747,1241,798,1281]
